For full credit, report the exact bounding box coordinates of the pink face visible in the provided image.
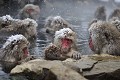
[61,38,72,53]
[26,8,34,14]
[22,47,29,58]
[89,33,94,51]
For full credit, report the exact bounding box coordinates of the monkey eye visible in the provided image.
[69,33,72,36]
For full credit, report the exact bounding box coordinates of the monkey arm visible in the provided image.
[44,44,67,61]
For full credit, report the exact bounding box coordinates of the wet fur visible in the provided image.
[0,17,37,40]
[44,28,81,60]
[17,4,40,20]
[109,9,120,20]
[44,16,72,35]
[94,6,106,21]
[89,20,120,55]
[0,35,31,73]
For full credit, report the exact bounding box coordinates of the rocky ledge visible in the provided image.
[10,54,120,80]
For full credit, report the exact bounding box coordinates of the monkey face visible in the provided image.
[45,16,69,34]
[2,34,30,62]
[54,28,76,53]
[23,4,40,20]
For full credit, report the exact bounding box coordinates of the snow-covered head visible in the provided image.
[54,28,76,53]
[0,15,38,39]
[45,16,70,34]
[2,34,30,61]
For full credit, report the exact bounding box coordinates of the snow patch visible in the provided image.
[3,34,27,48]
[23,18,38,27]
[2,15,14,21]
[55,28,73,38]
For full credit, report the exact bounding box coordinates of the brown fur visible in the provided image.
[44,16,72,35]
[89,20,120,55]
[0,15,38,40]
[94,6,106,21]
[44,28,81,60]
[0,35,32,73]
[109,9,120,20]
[17,4,40,20]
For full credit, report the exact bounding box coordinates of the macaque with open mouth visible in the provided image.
[94,6,106,21]
[0,34,33,73]
[0,15,38,40]
[88,20,120,55]
[44,16,72,35]
[17,4,40,21]
[44,28,81,60]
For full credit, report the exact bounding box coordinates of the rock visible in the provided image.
[83,60,120,80]
[63,57,97,72]
[10,59,87,80]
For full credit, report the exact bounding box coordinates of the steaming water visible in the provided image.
[0,0,119,79]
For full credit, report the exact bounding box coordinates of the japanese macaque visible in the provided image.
[0,34,32,73]
[108,9,120,20]
[94,6,106,21]
[44,16,72,35]
[44,28,81,60]
[88,20,120,55]
[0,15,38,40]
[17,4,40,21]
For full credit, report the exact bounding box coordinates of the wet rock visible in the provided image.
[10,59,87,80]
[63,57,97,72]
[84,60,120,80]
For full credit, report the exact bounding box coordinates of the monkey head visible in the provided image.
[0,15,38,40]
[94,6,106,21]
[20,4,40,20]
[45,16,70,35]
[109,9,120,20]
[20,18,38,39]
[54,28,76,53]
[0,34,30,72]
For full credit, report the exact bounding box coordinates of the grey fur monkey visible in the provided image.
[94,6,106,21]
[17,4,40,21]
[44,28,81,60]
[89,20,120,55]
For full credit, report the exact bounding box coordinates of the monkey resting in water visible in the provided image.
[44,16,72,35]
[17,4,40,21]
[108,9,120,20]
[88,20,120,55]
[0,15,38,40]
[94,6,106,21]
[44,28,81,60]
[0,34,33,73]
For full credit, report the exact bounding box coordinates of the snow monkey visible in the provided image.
[109,9,120,20]
[88,20,120,55]
[0,15,38,40]
[94,6,106,21]
[0,34,33,73]
[17,4,40,21]
[44,16,72,35]
[44,28,81,60]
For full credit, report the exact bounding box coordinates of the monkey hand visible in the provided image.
[70,50,81,60]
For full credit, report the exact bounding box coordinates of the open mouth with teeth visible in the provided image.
[22,47,29,57]
[61,38,72,50]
